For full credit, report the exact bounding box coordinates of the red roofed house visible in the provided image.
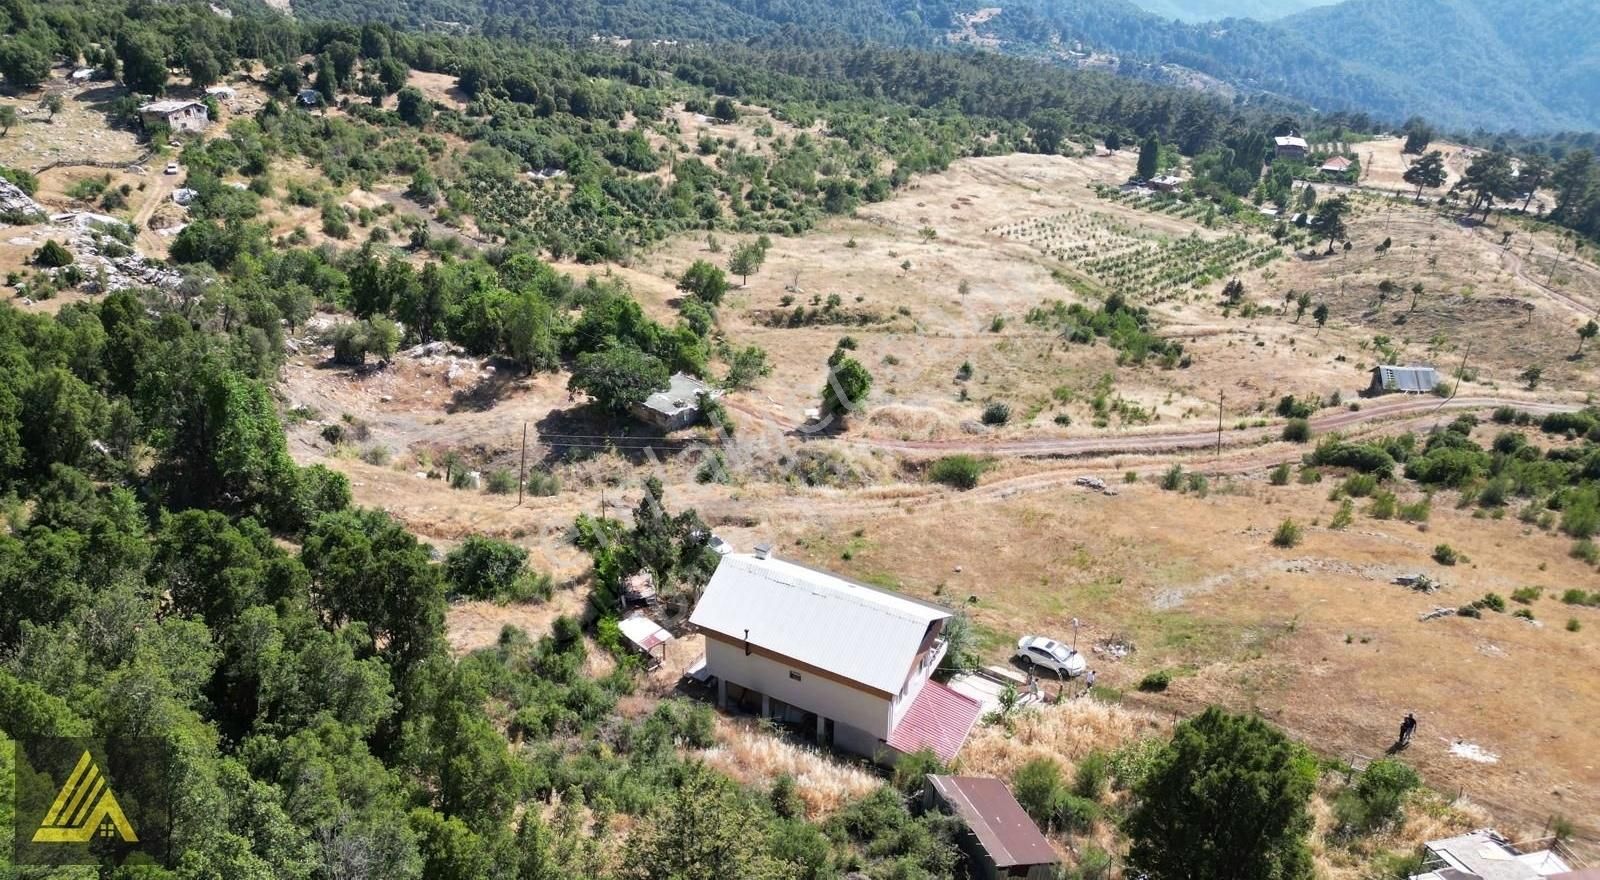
[925,775,1060,880]
[1320,156,1354,176]
[689,545,981,762]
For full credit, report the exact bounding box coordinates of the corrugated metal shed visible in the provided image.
[689,553,950,695]
[1276,135,1309,149]
[639,372,717,419]
[927,775,1059,870]
[618,615,671,653]
[139,100,205,114]
[1376,365,1440,393]
[888,682,982,762]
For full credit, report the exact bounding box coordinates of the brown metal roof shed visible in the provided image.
[926,775,1059,877]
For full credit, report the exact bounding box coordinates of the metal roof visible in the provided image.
[927,775,1059,868]
[689,553,950,695]
[639,372,717,417]
[888,682,982,761]
[139,100,205,114]
[1276,135,1309,148]
[1376,365,1440,393]
[1321,156,1354,171]
[1417,832,1574,880]
[618,615,671,653]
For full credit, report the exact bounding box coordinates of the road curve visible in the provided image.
[730,396,1579,459]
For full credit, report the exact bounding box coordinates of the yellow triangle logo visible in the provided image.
[30,751,138,844]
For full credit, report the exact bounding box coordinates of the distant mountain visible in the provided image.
[1124,0,1329,23]
[287,0,1600,132]
[1275,0,1600,131]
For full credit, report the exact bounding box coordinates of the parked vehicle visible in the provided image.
[1014,635,1087,677]
[164,162,179,175]
[708,535,734,556]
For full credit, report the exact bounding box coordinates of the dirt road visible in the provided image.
[729,395,1578,459]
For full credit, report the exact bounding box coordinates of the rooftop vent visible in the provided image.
[753,543,772,560]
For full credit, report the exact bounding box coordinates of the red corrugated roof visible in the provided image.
[928,775,1060,869]
[887,681,982,762]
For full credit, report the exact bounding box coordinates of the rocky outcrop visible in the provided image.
[0,178,46,222]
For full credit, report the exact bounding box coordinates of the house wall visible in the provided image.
[705,636,893,740]
[890,636,947,729]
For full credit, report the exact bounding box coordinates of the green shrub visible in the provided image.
[1272,518,1303,548]
[1571,540,1600,565]
[981,401,1012,425]
[928,454,993,490]
[891,747,945,794]
[1137,669,1172,692]
[1368,490,1397,520]
[1072,751,1111,801]
[1342,473,1378,498]
[1159,463,1184,491]
[1329,499,1354,530]
[1269,463,1291,485]
[503,570,554,603]
[444,535,529,600]
[32,239,74,268]
[525,470,561,496]
[1512,608,1534,620]
[1511,586,1542,605]
[1335,758,1420,833]
[1433,544,1459,565]
[1012,758,1063,823]
[1568,618,1582,632]
[1561,589,1594,605]
[360,444,391,466]
[1480,593,1506,613]
[1457,605,1481,618]
[1047,789,1100,834]
[1281,418,1311,443]
[1398,498,1432,522]
[771,775,806,820]
[485,468,518,494]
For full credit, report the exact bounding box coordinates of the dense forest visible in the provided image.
[273,0,1600,133]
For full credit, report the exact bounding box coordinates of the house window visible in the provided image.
[788,671,802,682]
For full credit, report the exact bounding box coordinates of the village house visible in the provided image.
[630,372,720,431]
[1369,364,1440,396]
[137,100,209,133]
[1408,829,1583,880]
[1275,134,1309,160]
[924,775,1060,880]
[297,88,322,108]
[1149,174,1183,193]
[688,546,981,762]
[1320,155,1354,176]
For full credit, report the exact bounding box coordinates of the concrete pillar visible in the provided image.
[716,678,727,709]
[761,693,771,719]
[816,715,827,743]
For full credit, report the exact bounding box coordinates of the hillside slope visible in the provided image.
[282,0,1600,132]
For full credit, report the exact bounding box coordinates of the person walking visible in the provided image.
[1398,712,1417,747]
[1081,668,1097,699]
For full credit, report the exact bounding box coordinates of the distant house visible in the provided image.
[924,775,1060,880]
[1149,174,1183,193]
[137,100,209,133]
[1275,134,1309,160]
[296,88,322,107]
[689,545,981,762]
[1320,155,1354,175]
[1369,364,1440,396]
[630,372,720,431]
[1408,829,1579,880]
[204,85,237,99]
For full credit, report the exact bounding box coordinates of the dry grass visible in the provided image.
[696,716,883,819]
[961,699,1168,781]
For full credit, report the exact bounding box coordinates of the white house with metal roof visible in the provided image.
[1370,364,1441,395]
[137,100,209,132]
[689,546,981,761]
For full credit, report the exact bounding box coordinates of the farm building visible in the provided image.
[1275,134,1309,160]
[1149,174,1183,192]
[1407,829,1580,880]
[630,372,720,431]
[1369,364,1441,395]
[617,615,673,669]
[296,88,322,107]
[924,775,1059,880]
[1320,155,1354,175]
[205,85,237,99]
[137,100,209,133]
[689,545,980,762]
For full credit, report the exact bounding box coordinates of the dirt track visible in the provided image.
[730,395,1578,459]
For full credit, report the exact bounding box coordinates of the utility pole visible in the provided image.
[1216,390,1224,463]
[517,422,527,506]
